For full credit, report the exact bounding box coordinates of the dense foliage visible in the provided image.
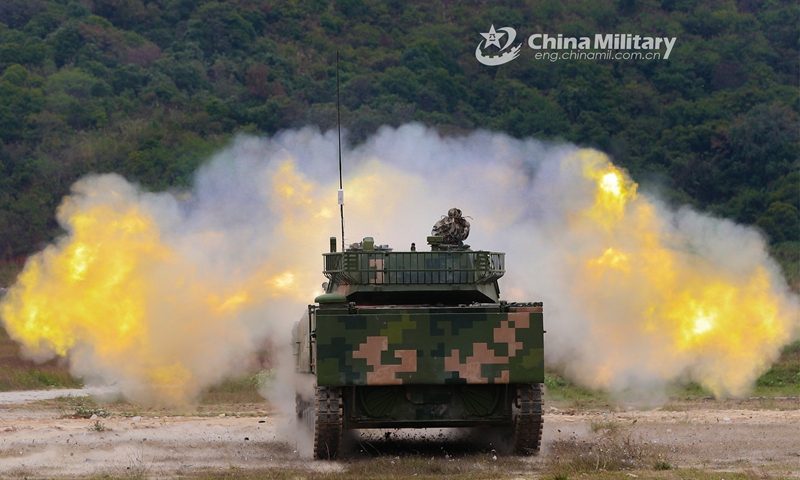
[0,0,797,283]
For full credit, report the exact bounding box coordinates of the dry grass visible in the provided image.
[537,469,777,480]
[661,395,800,412]
[78,459,783,480]
[159,454,532,480]
[589,416,625,435]
[344,455,527,479]
[545,427,670,477]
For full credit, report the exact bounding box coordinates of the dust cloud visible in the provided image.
[1,124,797,409]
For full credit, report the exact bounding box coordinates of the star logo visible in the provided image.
[481,25,506,49]
[475,25,522,66]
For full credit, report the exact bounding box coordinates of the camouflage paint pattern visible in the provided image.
[314,307,544,387]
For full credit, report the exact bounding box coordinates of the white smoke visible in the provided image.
[2,124,798,408]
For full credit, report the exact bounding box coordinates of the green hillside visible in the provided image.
[0,0,797,285]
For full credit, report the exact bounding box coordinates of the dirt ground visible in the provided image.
[0,390,798,479]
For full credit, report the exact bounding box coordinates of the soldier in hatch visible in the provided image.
[432,208,471,244]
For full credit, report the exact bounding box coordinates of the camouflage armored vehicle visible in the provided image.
[292,210,544,459]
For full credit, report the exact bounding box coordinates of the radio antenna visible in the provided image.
[336,51,345,252]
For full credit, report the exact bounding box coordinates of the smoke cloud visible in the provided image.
[1,124,797,406]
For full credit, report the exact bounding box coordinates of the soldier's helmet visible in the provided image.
[432,208,470,244]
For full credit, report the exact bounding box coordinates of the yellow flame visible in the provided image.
[577,150,638,229]
[216,293,249,313]
[1,204,163,358]
[572,149,792,397]
[588,247,631,274]
[271,160,331,221]
[600,172,621,195]
[0,165,331,405]
[271,271,295,290]
[68,244,92,281]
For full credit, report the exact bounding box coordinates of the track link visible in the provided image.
[313,386,343,460]
[513,383,543,455]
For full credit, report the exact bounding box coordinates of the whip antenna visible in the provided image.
[337,51,345,252]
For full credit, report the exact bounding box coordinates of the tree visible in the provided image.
[724,104,799,191]
[50,22,83,67]
[182,2,255,57]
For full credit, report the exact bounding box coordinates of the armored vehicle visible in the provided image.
[292,211,544,459]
